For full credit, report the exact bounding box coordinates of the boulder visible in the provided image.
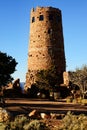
[0,107,10,122]
[40,112,51,119]
[28,110,40,119]
[13,78,20,88]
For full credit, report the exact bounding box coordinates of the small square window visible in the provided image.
[48,29,52,34]
[32,17,35,23]
[39,15,44,21]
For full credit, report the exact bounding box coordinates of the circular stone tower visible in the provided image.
[25,6,66,90]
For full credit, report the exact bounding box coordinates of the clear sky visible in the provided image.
[0,0,87,82]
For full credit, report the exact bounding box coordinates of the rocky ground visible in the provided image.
[0,98,87,129]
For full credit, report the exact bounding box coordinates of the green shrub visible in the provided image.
[72,98,87,104]
[58,111,87,130]
[81,99,87,105]
[0,123,6,130]
[4,115,49,130]
[66,97,73,103]
[5,115,30,130]
[23,119,49,130]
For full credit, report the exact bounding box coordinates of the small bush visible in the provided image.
[4,115,49,130]
[58,111,87,130]
[66,97,73,103]
[81,99,87,105]
[23,119,49,130]
[5,115,30,130]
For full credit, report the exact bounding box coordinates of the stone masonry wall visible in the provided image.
[25,7,66,90]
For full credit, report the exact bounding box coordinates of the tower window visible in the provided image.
[49,14,53,20]
[48,29,52,34]
[39,15,44,21]
[32,17,35,23]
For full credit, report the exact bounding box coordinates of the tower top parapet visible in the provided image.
[31,6,61,13]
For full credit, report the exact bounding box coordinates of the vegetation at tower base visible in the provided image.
[26,83,39,98]
[27,65,87,100]
[69,65,87,99]
[29,66,70,99]
[25,66,58,98]
[35,66,59,90]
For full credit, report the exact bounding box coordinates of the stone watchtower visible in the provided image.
[25,6,66,90]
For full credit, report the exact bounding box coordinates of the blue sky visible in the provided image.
[0,0,87,82]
